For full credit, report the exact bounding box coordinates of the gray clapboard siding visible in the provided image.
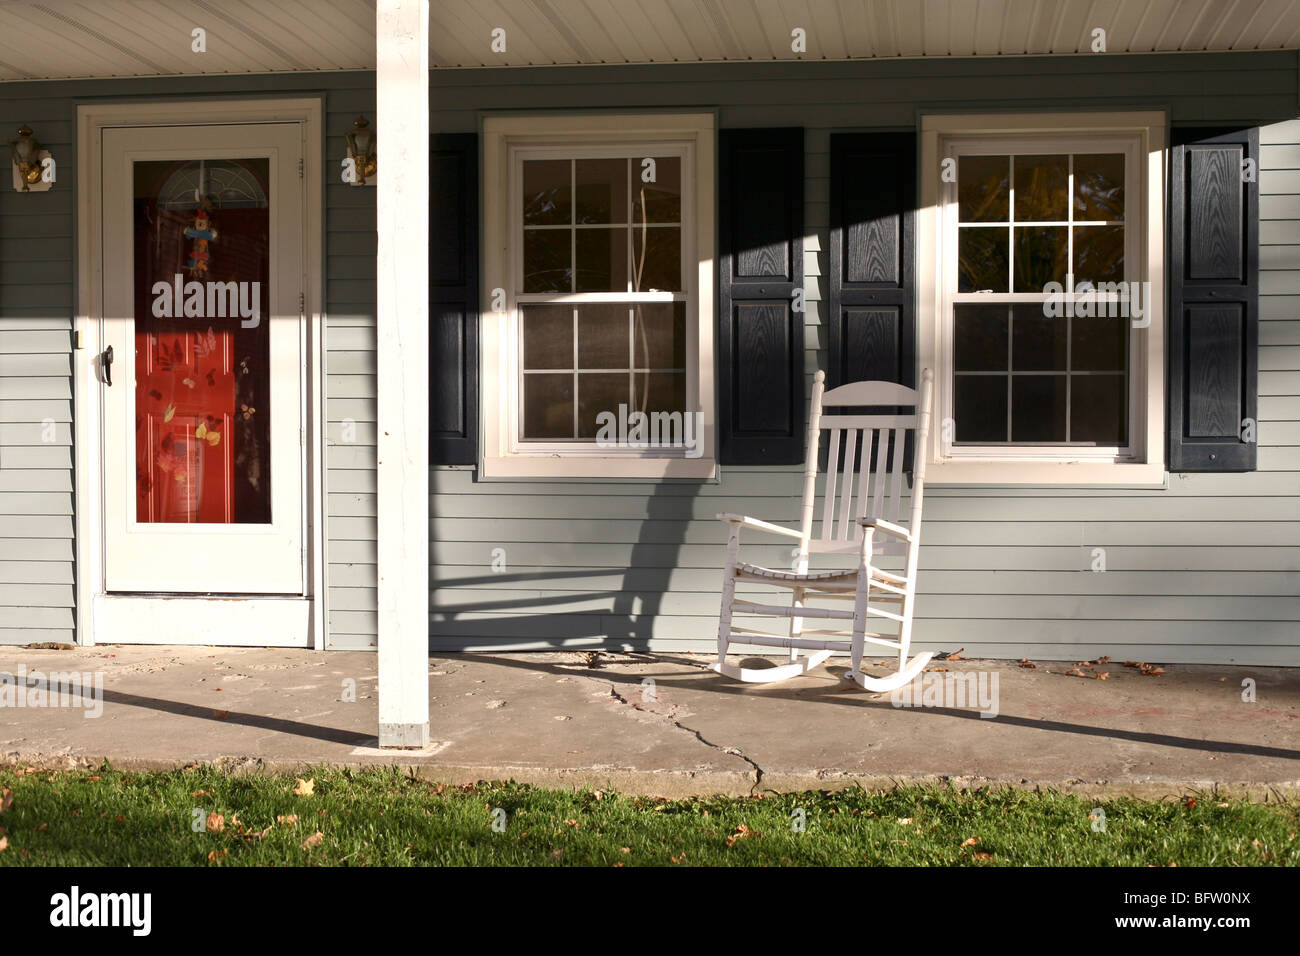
[426,52,1300,664]
[0,71,379,647]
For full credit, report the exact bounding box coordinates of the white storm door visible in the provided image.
[101,123,304,594]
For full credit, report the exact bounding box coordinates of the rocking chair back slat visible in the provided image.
[870,425,889,522]
[854,432,872,540]
[823,426,841,542]
[837,428,858,539]
[888,427,906,524]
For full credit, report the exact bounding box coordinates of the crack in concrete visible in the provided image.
[670,719,764,793]
[575,672,762,788]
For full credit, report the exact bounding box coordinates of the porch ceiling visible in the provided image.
[0,0,1297,82]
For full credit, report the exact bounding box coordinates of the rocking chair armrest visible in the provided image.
[716,513,804,540]
[858,517,913,542]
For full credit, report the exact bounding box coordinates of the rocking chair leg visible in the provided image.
[714,527,740,670]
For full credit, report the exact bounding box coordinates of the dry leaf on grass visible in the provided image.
[206,812,225,833]
[0,789,13,812]
[206,849,226,861]
[301,831,324,850]
[726,824,761,847]
[961,836,980,847]
[191,790,211,797]
[276,814,298,826]
[897,817,914,825]
[0,836,8,852]
[670,852,686,864]
[973,852,993,861]
[293,778,314,797]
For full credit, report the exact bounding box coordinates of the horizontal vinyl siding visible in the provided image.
[0,73,379,648]
[428,51,1300,664]
[0,98,74,645]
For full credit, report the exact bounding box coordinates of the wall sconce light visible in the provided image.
[344,116,376,187]
[10,125,53,193]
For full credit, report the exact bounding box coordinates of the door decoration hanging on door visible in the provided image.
[133,159,271,524]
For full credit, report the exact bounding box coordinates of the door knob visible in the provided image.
[102,345,113,386]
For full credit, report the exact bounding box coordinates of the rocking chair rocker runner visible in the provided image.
[713,368,935,691]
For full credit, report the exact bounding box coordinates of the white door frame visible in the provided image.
[74,99,326,648]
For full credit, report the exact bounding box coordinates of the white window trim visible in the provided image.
[919,111,1167,486]
[482,113,716,479]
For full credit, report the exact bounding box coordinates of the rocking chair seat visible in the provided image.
[734,561,907,588]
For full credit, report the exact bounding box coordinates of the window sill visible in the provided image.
[925,460,1165,488]
[482,455,717,480]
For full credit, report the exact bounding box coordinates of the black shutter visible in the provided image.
[718,128,804,465]
[828,132,915,392]
[1168,126,1259,472]
[429,133,478,465]
[828,132,916,472]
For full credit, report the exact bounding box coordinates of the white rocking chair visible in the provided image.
[713,368,935,691]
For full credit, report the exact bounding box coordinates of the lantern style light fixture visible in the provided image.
[10,125,51,193]
[345,116,376,186]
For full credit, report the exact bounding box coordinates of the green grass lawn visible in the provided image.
[0,765,1295,866]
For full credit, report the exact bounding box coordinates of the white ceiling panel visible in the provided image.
[0,0,1295,81]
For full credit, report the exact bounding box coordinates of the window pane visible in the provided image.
[1072,315,1127,371]
[521,305,573,370]
[133,158,271,525]
[1071,374,1127,444]
[577,304,629,369]
[958,155,1009,222]
[1013,225,1067,292]
[577,372,629,438]
[634,371,687,417]
[575,227,628,292]
[953,375,1007,442]
[958,227,1008,292]
[1074,153,1124,221]
[634,302,687,368]
[1073,225,1124,286]
[633,156,681,223]
[1014,154,1067,221]
[523,160,570,226]
[522,373,574,439]
[954,304,1009,371]
[1011,306,1067,371]
[523,229,571,292]
[1011,375,1067,441]
[632,226,681,292]
[575,158,627,224]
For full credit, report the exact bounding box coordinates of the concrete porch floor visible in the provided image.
[1,645,1297,799]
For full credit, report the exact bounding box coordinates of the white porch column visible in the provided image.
[376,0,430,748]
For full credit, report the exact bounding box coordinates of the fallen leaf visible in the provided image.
[276,814,298,826]
[897,817,914,825]
[726,824,761,847]
[206,812,225,833]
[191,790,211,797]
[301,831,324,850]
[1095,656,1111,665]
[973,852,993,861]
[293,778,314,797]
[670,852,686,864]
[1183,797,1197,810]
[1217,802,1230,809]
[163,403,176,423]
[207,849,226,861]
[1095,672,1110,680]
[0,789,12,812]
[961,836,980,847]
[0,836,7,852]
[1140,664,1166,676]
[1066,668,1090,678]
[563,819,580,828]
[619,847,630,853]
[1018,659,1037,669]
